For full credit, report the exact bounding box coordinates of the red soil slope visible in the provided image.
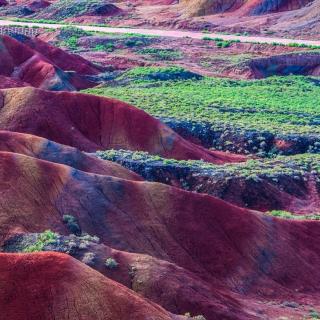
[0,130,142,180]
[0,252,182,320]
[19,35,103,75]
[0,35,98,91]
[0,87,245,163]
[0,75,28,88]
[1,152,320,299]
[69,241,253,319]
[1,152,320,318]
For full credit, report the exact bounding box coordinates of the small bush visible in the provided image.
[138,48,182,61]
[82,252,96,266]
[93,43,115,52]
[62,214,81,235]
[59,26,90,39]
[202,36,240,48]
[184,313,207,320]
[59,26,91,50]
[105,257,119,269]
[125,39,144,47]
[309,309,320,319]
[64,36,78,50]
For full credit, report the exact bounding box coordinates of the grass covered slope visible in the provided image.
[86,70,320,136]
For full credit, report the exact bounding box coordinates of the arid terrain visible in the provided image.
[0,1,320,319]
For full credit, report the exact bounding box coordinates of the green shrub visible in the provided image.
[23,230,58,253]
[58,26,91,50]
[202,37,240,48]
[267,210,320,220]
[63,36,78,50]
[309,309,320,319]
[93,43,115,52]
[62,214,81,235]
[125,39,144,47]
[82,252,96,266]
[59,26,90,38]
[138,48,182,61]
[105,257,119,269]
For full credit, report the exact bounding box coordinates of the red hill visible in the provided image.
[0,87,245,163]
[0,252,181,320]
[0,35,99,91]
[0,130,141,180]
[0,151,320,317]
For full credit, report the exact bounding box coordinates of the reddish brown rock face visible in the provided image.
[0,35,100,91]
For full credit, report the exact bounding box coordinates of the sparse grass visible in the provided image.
[36,0,115,20]
[138,48,182,60]
[93,43,115,52]
[202,36,240,48]
[58,26,91,50]
[267,210,320,220]
[97,150,320,181]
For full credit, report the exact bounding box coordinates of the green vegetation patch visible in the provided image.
[202,37,240,48]
[105,257,119,269]
[138,48,183,60]
[267,210,320,220]
[117,66,202,82]
[93,43,115,52]
[97,150,320,181]
[23,230,58,253]
[85,73,320,136]
[38,0,117,20]
[58,26,92,50]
